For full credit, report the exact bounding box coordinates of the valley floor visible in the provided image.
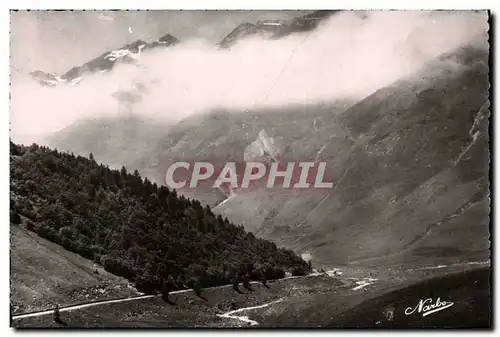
[12,262,490,328]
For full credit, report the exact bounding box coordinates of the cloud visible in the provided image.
[10,10,488,142]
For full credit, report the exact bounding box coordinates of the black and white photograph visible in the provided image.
[9,8,491,328]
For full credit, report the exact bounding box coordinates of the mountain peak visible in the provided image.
[123,39,148,53]
[217,10,338,49]
[31,33,180,86]
[158,34,179,45]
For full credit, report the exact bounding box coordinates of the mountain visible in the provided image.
[131,42,490,268]
[23,12,490,270]
[214,43,490,267]
[29,11,338,86]
[29,70,62,87]
[10,141,311,295]
[217,10,339,48]
[30,34,179,87]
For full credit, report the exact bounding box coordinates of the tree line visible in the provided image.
[10,142,311,295]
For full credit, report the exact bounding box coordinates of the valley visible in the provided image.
[10,10,491,329]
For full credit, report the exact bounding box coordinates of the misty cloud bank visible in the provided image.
[10,11,488,143]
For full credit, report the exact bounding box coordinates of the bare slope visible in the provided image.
[10,224,138,315]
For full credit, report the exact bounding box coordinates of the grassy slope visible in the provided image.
[10,224,139,315]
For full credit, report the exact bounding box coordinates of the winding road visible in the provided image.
[12,273,325,321]
[12,261,489,323]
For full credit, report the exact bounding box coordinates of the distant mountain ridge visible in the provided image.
[30,33,179,87]
[29,11,337,87]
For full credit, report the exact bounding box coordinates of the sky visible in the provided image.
[9,10,489,143]
[10,10,311,74]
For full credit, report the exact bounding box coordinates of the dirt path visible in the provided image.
[12,273,325,320]
[217,298,285,326]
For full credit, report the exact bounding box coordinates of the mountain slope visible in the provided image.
[214,43,490,266]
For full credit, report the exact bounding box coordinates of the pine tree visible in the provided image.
[161,280,170,302]
[53,304,60,322]
[193,278,203,298]
[232,275,239,292]
[243,274,252,291]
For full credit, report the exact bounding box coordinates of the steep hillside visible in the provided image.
[10,142,311,299]
[214,43,490,266]
[10,225,138,315]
